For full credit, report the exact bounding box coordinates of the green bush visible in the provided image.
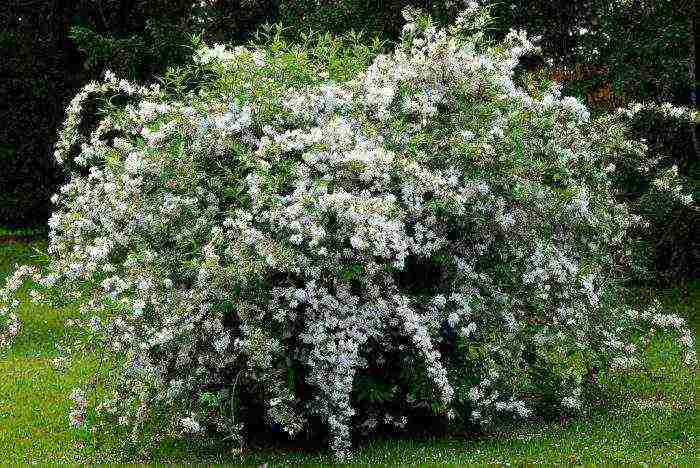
[2,5,695,459]
[2,0,695,287]
[619,105,699,281]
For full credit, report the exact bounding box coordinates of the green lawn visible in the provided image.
[1,239,698,464]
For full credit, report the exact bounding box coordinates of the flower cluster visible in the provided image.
[1,2,695,459]
[69,389,87,429]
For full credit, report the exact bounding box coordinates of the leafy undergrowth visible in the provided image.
[1,240,698,464]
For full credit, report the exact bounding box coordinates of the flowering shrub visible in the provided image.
[1,3,696,459]
[597,103,699,281]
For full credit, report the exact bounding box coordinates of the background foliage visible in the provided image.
[0,0,270,228]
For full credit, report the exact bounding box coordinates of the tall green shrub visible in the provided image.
[2,5,695,459]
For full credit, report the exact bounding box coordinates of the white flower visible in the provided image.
[460,322,477,338]
[133,300,146,317]
[468,386,482,401]
[124,152,145,174]
[180,415,203,433]
[213,334,230,353]
[432,294,447,309]
[89,316,101,332]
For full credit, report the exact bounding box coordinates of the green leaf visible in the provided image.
[199,392,217,407]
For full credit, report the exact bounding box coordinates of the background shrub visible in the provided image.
[620,105,699,281]
[0,1,79,228]
[488,0,696,281]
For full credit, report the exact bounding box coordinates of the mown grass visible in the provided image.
[1,239,698,464]
[0,226,48,240]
